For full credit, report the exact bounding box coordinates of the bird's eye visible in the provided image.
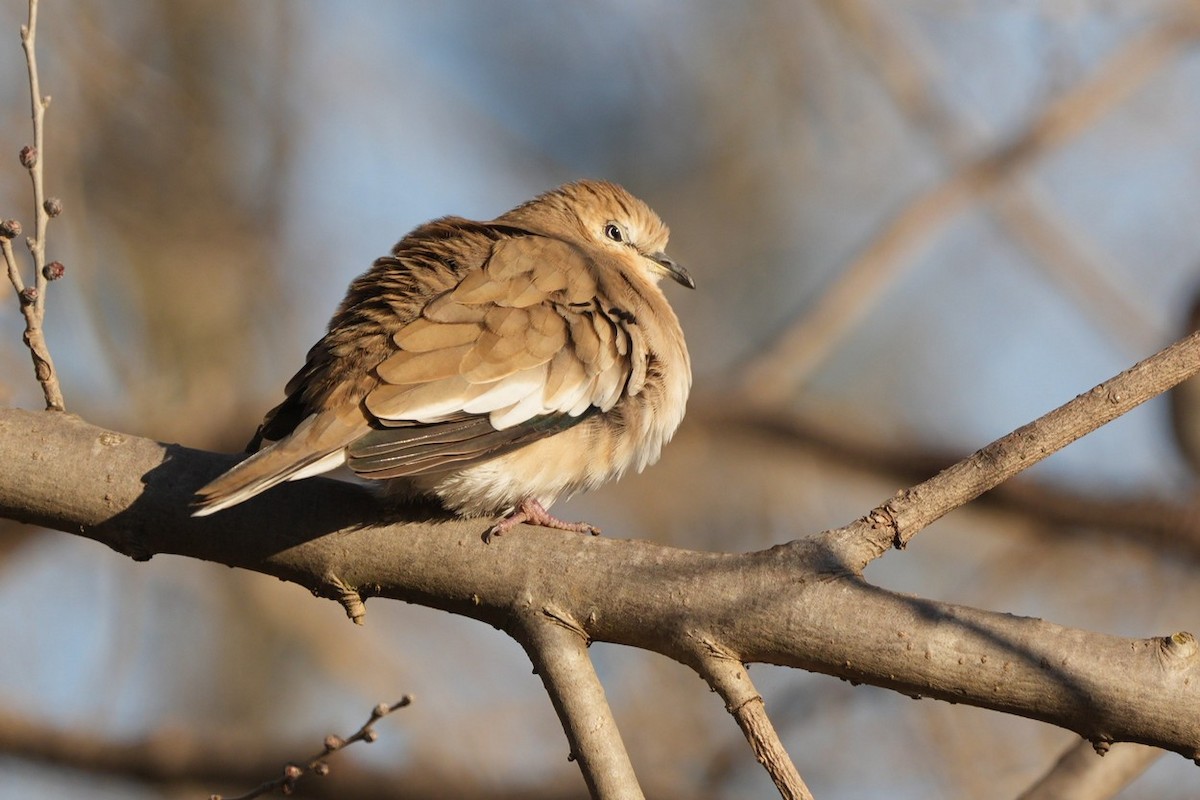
[604,223,624,243]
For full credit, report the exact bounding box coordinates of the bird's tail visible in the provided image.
[191,414,353,516]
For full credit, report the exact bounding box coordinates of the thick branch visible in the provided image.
[3,407,1200,766]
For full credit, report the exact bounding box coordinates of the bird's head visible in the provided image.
[500,180,695,290]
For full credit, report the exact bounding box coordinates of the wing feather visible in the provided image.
[350,234,635,478]
[393,319,480,351]
[376,344,473,384]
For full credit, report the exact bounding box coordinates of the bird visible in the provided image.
[192,180,693,540]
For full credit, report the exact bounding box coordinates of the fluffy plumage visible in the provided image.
[192,180,693,537]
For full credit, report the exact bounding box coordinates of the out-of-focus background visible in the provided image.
[2,1,1200,797]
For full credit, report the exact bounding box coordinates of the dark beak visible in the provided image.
[651,252,695,289]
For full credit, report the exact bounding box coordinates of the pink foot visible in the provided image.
[484,498,601,543]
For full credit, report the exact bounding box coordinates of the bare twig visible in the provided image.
[0,704,574,800]
[211,697,412,800]
[3,0,65,410]
[21,0,49,284]
[842,330,1200,567]
[1017,739,1163,800]
[695,649,813,800]
[1171,288,1200,474]
[515,610,643,800]
[704,401,1200,560]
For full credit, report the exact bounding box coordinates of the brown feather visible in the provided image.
[192,180,692,523]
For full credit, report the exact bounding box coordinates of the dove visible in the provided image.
[192,180,693,539]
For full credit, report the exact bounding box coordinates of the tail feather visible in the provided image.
[191,414,354,516]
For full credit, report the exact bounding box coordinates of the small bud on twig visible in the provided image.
[19,145,37,169]
[43,197,62,217]
[213,698,413,798]
[42,261,64,281]
[0,219,21,239]
[19,286,37,305]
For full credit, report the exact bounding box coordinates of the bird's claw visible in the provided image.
[482,498,601,543]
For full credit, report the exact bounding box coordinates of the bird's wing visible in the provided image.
[347,235,638,478]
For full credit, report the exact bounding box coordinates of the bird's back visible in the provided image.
[252,217,508,447]
[192,180,692,526]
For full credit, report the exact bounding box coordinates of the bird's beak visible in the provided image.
[650,252,695,289]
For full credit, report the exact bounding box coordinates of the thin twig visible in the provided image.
[1,237,25,295]
[515,609,643,800]
[4,0,64,410]
[707,403,1200,561]
[842,330,1200,568]
[211,697,412,800]
[695,649,813,800]
[21,0,48,292]
[0,703,574,800]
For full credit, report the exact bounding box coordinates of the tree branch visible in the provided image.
[4,0,65,411]
[708,405,1200,562]
[214,698,412,800]
[0,706,574,800]
[847,330,1200,565]
[21,0,50,280]
[515,612,642,799]
[694,650,812,800]
[3,405,1200,774]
